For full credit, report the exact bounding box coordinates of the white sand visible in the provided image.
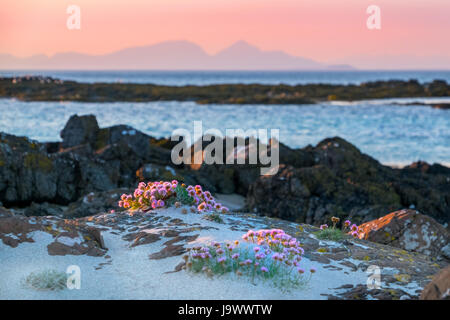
[0,207,420,299]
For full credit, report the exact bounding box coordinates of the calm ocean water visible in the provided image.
[2,70,450,85]
[0,98,449,166]
[1,70,449,165]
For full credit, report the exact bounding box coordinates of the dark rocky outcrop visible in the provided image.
[1,115,449,226]
[1,76,449,105]
[247,138,449,225]
[0,118,171,207]
[60,114,99,149]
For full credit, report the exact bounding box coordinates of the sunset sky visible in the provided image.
[1,0,450,68]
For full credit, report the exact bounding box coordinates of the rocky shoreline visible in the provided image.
[1,114,449,299]
[1,76,449,105]
[0,204,448,299]
[1,114,449,226]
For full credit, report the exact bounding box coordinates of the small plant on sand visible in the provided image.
[314,217,362,241]
[185,229,315,290]
[23,269,68,291]
[202,212,224,224]
[118,181,229,214]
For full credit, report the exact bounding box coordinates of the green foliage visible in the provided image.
[202,212,224,224]
[23,269,67,291]
[175,184,195,206]
[314,228,346,242]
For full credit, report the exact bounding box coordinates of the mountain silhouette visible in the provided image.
[0,40,355,70]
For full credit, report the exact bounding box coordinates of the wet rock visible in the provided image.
[247,137,450,225]
[136,163,182,182]
[125,231,161,248]
[23,202,64,217]
[358,209,450,259]
[0,210,41,247]
[60,114,99,149]
[420,266,450,300]
[64,188,131,218]
[2,115,449,228]
[149,244,186,260]
[0,209,106,256]
[95,124,172,164]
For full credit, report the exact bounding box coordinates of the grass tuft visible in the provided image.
[202,212,224,224]
[23,269,68,291]
[314,228,346,241]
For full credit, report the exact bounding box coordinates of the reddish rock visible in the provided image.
[420,266,450,300]
[149,244,186,260]
[358,209,449,258]
[0,210,42,247]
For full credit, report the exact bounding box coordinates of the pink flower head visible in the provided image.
[138,182,146,189]
[231,253,240,259]
[260,267,268,273]
[255,253,266,260]
[157,200,165,208]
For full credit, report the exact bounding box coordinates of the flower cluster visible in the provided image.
[318,217,362,239]
[117,181,229,214]
[185,184,229,214]
[185,229,315,289]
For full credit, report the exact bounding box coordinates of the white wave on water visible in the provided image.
[328,97,450,106]
[0,98,449,166]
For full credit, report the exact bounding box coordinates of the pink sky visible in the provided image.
[1,0,450,68]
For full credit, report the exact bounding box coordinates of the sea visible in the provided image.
[1,70,449,167]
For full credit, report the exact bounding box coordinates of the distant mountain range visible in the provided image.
[0,40,355,70]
